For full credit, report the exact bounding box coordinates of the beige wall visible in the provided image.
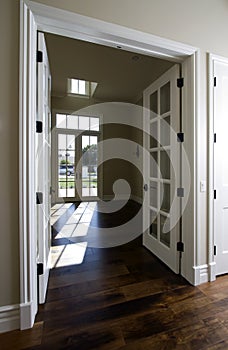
[0,0,20,307]
[1,0,228,308]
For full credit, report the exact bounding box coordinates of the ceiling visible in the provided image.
[45,33,174,104]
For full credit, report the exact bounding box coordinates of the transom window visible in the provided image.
[56,113,99,131]
[68,78,98,98]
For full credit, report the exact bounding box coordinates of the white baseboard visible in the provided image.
[0,304,20,333]
[193,264,209,285]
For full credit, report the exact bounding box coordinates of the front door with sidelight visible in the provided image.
[52,113,100,203]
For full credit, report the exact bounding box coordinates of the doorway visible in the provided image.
[19,0,197,330]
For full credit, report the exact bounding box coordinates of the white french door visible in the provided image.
[53,129,99,202]
[213,58,228,276]
[36,32,52,303]
[143,65,181,274]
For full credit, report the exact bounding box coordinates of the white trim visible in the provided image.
[193,264,208,285]
[27,1,196,62]
[0,304,20,333]
[20,302,35,331]
[20,0,199,329]
[209,262,216,282]
[208,53,216,282]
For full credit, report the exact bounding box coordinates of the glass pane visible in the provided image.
[66,182,75,198]
[79,80,86,95]
[160,214,170,247]
[161,183,170,213]
[79,116,90,130]
[58,181,66,197]
[82,135,98,197]
[56,114,66,128]
[160,150,170,180]
[58,152,65,165]
[150,91,158,116]
[58,134,66,150]
[66,135,75,150]
[150,122,158,148]
[160,116,170,147]
[160,82,170,115]
[90,117,99,131]
[149,210,157,238]
[67,115,78,129]
[150,181,157,208]
[150,152,157,178]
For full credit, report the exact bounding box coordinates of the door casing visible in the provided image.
[19,0,199,330]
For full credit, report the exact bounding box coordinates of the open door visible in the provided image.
[213,58,228,276]
[143,65,181,274]
[36,32,52,303]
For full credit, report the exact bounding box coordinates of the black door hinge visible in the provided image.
[177,188,184,197]
[177,77,184,88]
[36,192,43,204]
[177,132,184,142]
[214,190,216,199]
[177,241,184,252]
[37,263,44,275]
[214,133,216,143]
[37,50,43,63]
[214,77,217,87]
[36,121,43,133]
[214,245,217,256]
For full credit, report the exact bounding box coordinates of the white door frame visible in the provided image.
[19,0,199,329]
[208,53,228,282]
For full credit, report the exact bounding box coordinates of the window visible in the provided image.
[56,114,100,131]
[68,78,98,98]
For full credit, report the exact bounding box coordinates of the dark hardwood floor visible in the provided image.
[2,201,228,349]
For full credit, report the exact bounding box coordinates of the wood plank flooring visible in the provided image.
[1,201,228,349]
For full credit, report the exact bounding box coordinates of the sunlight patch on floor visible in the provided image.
[50,203,73,225]
[50,242,88,268]
[54,202,95,239]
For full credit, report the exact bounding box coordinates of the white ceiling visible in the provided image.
[45,33,174,104]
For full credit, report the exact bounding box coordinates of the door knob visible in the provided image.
[144,184,148,191]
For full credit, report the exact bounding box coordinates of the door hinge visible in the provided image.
[37,50,43,63]
[177,77,184,88]
[214,133,216,143]
[214,189,216,199]
[36,192,43,204]
[177,132,184,142]
[177,241,184,252]
[37,263,44,275]
[177,187,184,197]
[214,245,217,256]
[214,77,217,87]
[36,121,43,133]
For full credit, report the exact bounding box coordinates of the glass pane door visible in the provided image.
[54,131,99,202]
[82,135,98,198]
[58,133,76,199]
[143,64,180,274]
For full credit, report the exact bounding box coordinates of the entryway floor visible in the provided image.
[1,201,228,349]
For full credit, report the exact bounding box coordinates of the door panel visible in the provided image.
[214,60,228,275]
[143,65,180,274]
[37,32,51,303]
